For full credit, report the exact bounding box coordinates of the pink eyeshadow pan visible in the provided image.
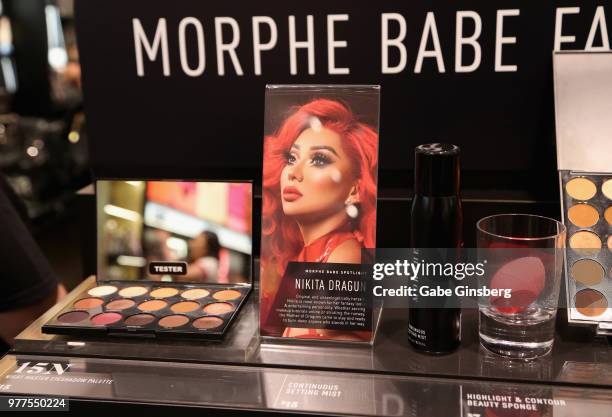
[91,312,122,325]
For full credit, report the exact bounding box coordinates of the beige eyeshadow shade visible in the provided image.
[105,298,136,310]
[88,285,118,297]
[608,235,612,250]
[73,298,104,309]
[566,178,597,200]
[602,179,612,200]
[150,287,179,298]
[203,302,234,315]
[605,207,612,226]
[119,286,148,298]
[575,289,608,317]
[568,204,599,228]
[570,259,605,286]
[158,315,189,328]
[213,289,241,301]
[181,288,210,300]
[138,299,167,311]
[170,301,199,313]
[193,316,224,330]
[569,231,602,251]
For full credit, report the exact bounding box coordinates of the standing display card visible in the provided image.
[259,85,380,344]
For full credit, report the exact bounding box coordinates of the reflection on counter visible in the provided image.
[558,361,612,386]
[478,344,553,381]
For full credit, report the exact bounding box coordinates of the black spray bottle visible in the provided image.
[407,143,462,354]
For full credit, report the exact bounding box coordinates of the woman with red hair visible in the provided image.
[260,98,379,340]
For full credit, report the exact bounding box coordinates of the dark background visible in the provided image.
[74,1,610,199]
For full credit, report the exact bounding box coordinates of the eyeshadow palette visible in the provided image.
[553,51,612,336]
[42,179,253,339]
[560,172,612,330]
[42,283,250,338]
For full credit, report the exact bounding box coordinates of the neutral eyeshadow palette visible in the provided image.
[553,51,612,336]
[560,172,612,331]
[42,179,254,339]
[42,283,250,338]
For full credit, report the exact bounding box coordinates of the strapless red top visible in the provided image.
[294,224,364,263]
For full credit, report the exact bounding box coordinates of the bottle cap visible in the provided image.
[414,143,461,196]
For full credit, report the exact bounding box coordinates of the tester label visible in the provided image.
[149,262,187,275]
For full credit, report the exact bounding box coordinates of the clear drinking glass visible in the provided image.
[476,214,566,359]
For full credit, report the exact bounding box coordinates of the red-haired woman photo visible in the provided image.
[260,98,379,340]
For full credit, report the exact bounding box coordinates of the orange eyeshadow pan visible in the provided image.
[74,298,104,309]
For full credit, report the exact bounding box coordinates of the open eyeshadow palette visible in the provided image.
[560,173,612,330]
[43,283,250,338]
[42,179,253,339]
[554,51,612,336]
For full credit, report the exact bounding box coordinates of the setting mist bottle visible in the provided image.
[407,143,463,354]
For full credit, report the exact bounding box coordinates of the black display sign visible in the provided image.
[74,1,611,195]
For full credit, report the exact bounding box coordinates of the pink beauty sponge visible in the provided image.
[489,256,546,314]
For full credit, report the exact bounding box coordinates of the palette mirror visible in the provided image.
[96,180,252,285]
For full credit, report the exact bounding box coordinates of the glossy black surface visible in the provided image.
[12,277,612,389]
[0,353,611,416]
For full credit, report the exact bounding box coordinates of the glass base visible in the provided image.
[478,308,556,360]
[479,332,553,360]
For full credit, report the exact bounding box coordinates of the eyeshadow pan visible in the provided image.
[58,311,89,323]
[193,316,224,329]
[158,315,189,328]
[568,204,599,228]
[119,286,148,298]
[124,313,155,326]
[181,288,210,300]
[602,179,612,200]
[73,297,104,309]
[150,287,179,298]
[575,289,608,317]
[138,299,167,311]
[203,302,234,315]
[88,285,118,297]
[91,312,122,325]
[106,298,136,310]
[605,207,612,226]
[213,289,241,301]
[170,301,199,313]
[608,235,612,251]
[566,177,597,200]
[571,259,605,286]
[569,231,602,252]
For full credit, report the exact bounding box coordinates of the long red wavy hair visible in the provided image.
[261,98,378,276]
